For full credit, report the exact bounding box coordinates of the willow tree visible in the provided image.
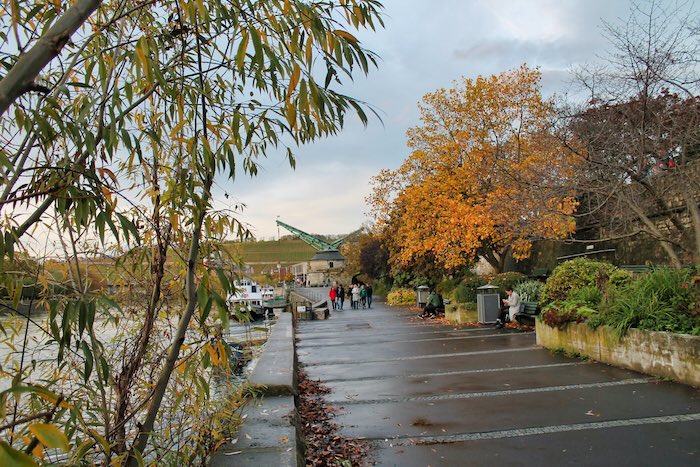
[0,0,383,464]
[369,66,578,273]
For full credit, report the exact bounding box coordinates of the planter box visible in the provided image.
[445,305,477,325]
[536,320,700,388]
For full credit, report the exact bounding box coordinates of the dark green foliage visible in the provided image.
[589,268,700,336]
[541,258,630,304]
[454,275,487,303]
[487,272,527,295]
[569,285,602,307]
[371,278,392,297]
[358,235,390,281]
[436,277,461,295]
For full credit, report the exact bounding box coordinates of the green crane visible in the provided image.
[275,220,360,251]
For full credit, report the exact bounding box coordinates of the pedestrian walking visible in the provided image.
[360,284,367,309]
[366,284,373,309]
[351,284,360,309]
[337,284,345,309]
[329,286,337,310]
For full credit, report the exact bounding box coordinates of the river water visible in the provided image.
[0,302,273,392]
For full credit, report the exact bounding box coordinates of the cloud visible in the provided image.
[214,161,378,240]
[453,38,593,69]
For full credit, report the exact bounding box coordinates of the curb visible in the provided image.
[210,313,302,466]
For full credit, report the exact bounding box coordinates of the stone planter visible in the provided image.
[536,320,700,388]
[445,304,477,324]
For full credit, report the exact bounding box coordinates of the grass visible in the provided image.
[222,238,316,264]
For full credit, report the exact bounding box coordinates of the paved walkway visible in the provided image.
[296,301,700,466]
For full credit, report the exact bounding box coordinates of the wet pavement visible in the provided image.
[296,301,700,466]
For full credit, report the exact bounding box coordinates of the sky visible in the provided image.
[212,0,652,241]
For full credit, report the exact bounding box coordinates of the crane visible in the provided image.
[275,220,361,251]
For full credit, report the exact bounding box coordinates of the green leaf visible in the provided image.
[81,341,93,382]
[212,291,229,328]
[69,439,95,464]
[0,442,36,467]
[28,423,70,452]
[214,269,230,293]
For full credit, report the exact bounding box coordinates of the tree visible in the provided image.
[567,0,700,266]
[0,0,384,464]
[341,230,389,282]
[369,66,578,273]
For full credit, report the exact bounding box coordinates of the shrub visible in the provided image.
[436,277,461,296]
[541,258,630,304]
[371,278,392,297]
[540,300,597,329]
[487,272,527,293]
[590,268,700,337]
[514,280,544,303]
[386,288,417,306]
[454,275,487,303]
[569,285,602,307]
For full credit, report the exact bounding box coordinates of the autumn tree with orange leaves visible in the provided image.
[369,66,578,273]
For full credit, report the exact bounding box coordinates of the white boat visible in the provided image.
[227,278,275,307]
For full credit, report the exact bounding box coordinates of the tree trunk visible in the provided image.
[126,197,208,464]
[481,246,510,274]
[681,185,700,265]
[627,200,683,268]
[0,0,103,115]
[481,250,502,273]
[112,224,170,454]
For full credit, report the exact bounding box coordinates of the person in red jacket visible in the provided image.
[329,286,337,310]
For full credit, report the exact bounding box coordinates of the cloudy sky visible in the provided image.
[213,0,664,241]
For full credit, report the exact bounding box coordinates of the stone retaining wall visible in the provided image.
[536,320,700,388]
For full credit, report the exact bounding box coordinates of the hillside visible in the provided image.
[222,238,317,266]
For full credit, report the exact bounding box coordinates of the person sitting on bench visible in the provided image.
[496,287,520,328]
[419,288,441,319]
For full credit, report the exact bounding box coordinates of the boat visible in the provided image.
[227,278,275,307]
[227,278,276,321]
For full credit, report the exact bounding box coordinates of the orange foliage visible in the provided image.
[369,65,578,271]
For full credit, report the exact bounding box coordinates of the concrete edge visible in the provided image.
[210,312,302,466]
[249,313,298,396]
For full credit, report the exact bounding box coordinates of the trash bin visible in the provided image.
[416,285,430,307]
[476,284,501,324]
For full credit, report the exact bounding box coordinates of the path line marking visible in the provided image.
[383,413,700,445]
[332,378,653,404]
[301,346,540,366]
[296,325,495,340]
[298,332,530,349]
[320,362,585,383]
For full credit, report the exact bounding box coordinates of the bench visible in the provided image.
[514,301,539,326]
[436,297,450,316]
[529,268,549,279]
[620,265,651,274]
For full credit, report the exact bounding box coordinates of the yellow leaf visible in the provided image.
[28,423,69,452]
[288,64,301,98]
[333,29,359,43]
[31,443,43,459]
[170,119,187,139]
[206,123,220,137]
